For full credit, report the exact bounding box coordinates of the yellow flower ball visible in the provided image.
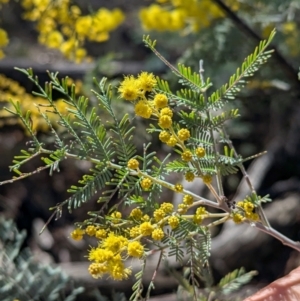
[118,75,140,101]
[129,208,143,220]
[160,202,174,214]
[159,130,171,143]
[135,100,153,118]
[177,203,188,214]
[181,150,193,162]
[166,136,177,147]
[158,115,172,129]
[70,228,85,241]
[127,241,144,258]
[183,194,194,205]
[95,229,107,239]
[129,226,140,238]
[137,72,157,92]
[160,107,173,117]
[127,158,139,169]
[185,171,195,182]
[232,213,244,224]
[86,225,97,236]
[154,93,168,109]
[177,128,190,141]
[202,175,212,184]
[88,263,106,279]
[151,228,164,240]
[140,222,154,236]
[195,147,206,158]
[168,215,179,229]
[140,178,152,190]
[174,183,183,193]
[153,208,166,222]
[0,28,9,47]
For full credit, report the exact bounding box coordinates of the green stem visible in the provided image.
[206,215,230,228]
[199,60,224,197]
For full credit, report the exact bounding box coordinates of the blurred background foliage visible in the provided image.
[1,0,300,300]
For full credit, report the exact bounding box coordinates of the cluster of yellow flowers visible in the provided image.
[139,0,239,33]
[232,200,259,224]
[0,0,9,58]
[20,0,124,62]
[0,28,9,59]
[0,74,81,131]
[118,72,212,185]
[71,190,208,280]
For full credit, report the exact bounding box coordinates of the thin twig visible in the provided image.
[253,221,300,252]
[145,250,164,300]
[221,126,270,227]
[199,60,224,197]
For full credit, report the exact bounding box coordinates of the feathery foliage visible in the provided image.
[0,217,84,301]
[2,29,300,300]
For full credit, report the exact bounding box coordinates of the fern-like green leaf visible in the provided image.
[208,29,275,110]
[0,217,84,301]
[218,267,258,295]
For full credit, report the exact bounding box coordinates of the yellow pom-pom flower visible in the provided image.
[196,207,207,216]
[168,215,179,229]
[88,247,113,263]
[142,214,150,221]
[159,130,171,143]
[193,207,207,225]
[166,135,177,147]
[250,213,259,221]
[46,31,64,49]
[158,115,172,128]
[102,233,128,253]
[177,128,190,141]
[129,208,143,220]
[88,263,106,279]
[118,75,140,101]
[140,222,154,236]
[135,100,153,119]
[195,147,206,158]
[202,175,212,184]
[174,183,183,193]
[232,213,244,224]
[127,158,139,169]
[237,201,244,208]
[75,15,93,37]
[127,241,144,258]
[160,202,174,214]
[152,228,164,240]
[95,229,107,239]
[109,259,131,280]
[160,107,173,117]
[181,150,193,162]
[244,201,255,213]
[154,93,168,108]
[185,171,195,182]
[70,228,85,241]
[111,211,122,223]
[183,194,194,205]
[129,226,141,238]
[0,28,9,48]
[137,72,157,92]
[178,203,188,214]
[86,225,97,236]
[153,208,166,222]
[140,177,152,190]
